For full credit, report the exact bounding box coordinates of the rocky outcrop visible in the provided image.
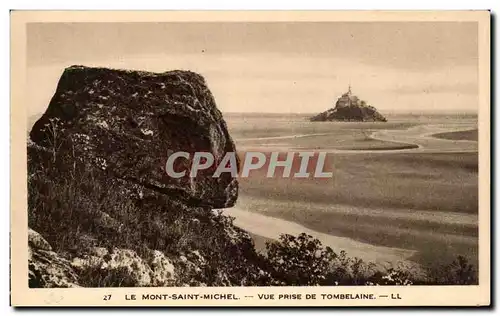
[71,247,177,287]
[29,228,179,287]
[28,229,79,288]
[310,87,387,122]
[27,66,260,287]
[30,65,238,208]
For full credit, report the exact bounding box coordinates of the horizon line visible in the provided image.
[221,110,479,115]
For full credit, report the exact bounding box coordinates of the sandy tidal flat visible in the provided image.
[225,113,479,271]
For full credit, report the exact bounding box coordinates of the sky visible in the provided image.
[27,22,479,115]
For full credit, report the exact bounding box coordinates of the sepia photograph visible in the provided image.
[10,10,491,307]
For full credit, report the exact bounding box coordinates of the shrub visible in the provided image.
[263,233,477,286]
[265,233,337,285]
[426,255,478,285]
[264,233,377,286]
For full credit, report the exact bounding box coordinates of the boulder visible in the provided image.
[29,65,239,208]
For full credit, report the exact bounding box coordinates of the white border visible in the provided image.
[4,1,498,314]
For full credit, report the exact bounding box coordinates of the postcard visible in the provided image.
[10,10,490,307]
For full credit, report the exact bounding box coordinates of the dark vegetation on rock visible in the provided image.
[310,87,387,122]
[28,66,475,287]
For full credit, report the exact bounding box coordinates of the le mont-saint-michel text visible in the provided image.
[124,293,380,301]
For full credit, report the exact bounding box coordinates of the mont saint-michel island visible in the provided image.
[310,86,388,122]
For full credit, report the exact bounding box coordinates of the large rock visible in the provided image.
[30,65,239,208]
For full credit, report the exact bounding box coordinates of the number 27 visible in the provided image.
[103,294,112,301]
